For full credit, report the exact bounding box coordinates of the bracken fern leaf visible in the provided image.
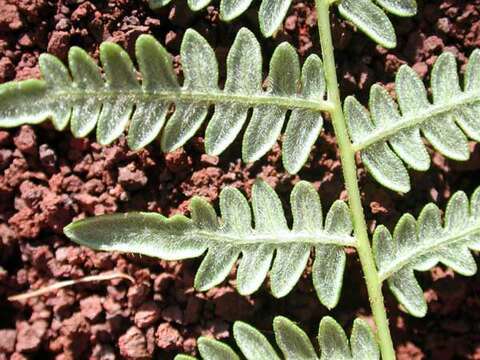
[338,0,416,48]
[0,28,329,175]
[149,0,416,47]
[173,316,379,360]
[346,49,480,193]
[149,0,294,37]
[64,180,355,309]
[374,187,480,317]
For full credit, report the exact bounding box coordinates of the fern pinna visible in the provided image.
[65,180,480,328]
[374,188,480,317]
[2,0,480,358]
[0,28,328,174]
[174,315,379,360]
[149,0,416,48]
[66,180,354,310]
[346,50,480,193]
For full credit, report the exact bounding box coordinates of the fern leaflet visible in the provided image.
[0,28,331,175]
[338,0,416,48]
[174,315,379,360]
[149,0,416,47]
[346,50,480,193]
[64,180,355,309]
[374,187,480,317]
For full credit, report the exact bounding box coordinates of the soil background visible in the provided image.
[0,0,480,359]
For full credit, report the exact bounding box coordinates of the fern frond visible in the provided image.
[338,0,416,48]
[149,0,416,47]
[374,187,480,317]
[173,316,379,360]
[346,49,480,193]
[0,28,330,174]
[64,180,355,309]
[149,0,294,38]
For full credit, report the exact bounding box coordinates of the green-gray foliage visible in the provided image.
[346,50,480,193]
[0,28,328,174]
[65,180,354,309]
[374,187,480,317]
[173,315,379,360]
[3,1,479,357]
[338,0,416,48]
[149,0,294,37]
[149,0,417,47]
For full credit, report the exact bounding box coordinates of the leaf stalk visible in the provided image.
[315,1,396,359]
[17,87,335,115]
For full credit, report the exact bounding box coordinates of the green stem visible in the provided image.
[314,1,396,359]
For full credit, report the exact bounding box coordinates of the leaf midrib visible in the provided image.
[379,221,480,281]
[352,90,480,152]
[42,85,334,113]
[194,228,356,247]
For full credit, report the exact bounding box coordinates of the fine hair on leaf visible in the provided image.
[374,186,480,317]
[346,50,480,193]
[149,0,417,47]
[173,315,379,360]
[65,179,355,309]
[0,28,329,175]
[2,0,478,359]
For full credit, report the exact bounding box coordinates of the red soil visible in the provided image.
[1,0,480,358]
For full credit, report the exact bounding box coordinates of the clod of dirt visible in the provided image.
[59,313,91,357]
[1,1,480,359]
[0,1,23,31]
[0,57,15,82]
[13,126,37,155]
[119,326,151,359]
[164,148,192,173]
[118,163,148,191]
[0,329,16,354]
[155,322,183,351]
[15,320,48,353]
[80,295,104,322]
[134,302,161,329]
[46,31,70,60]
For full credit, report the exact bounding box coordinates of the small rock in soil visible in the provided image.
[0,131,10,146]
[80,295,104,322]
[153,272,175,292]
[0,1,23,31]
[47,31,70,60]
[118,326,151,359]
[155,322,182,350]
[39,144,57,170]
[0,149,13,169]
[91,343,116,360]
[118,163,148,191]
[134,302,161,329]
[164,148,192,173]
[0,329,16,354]
[13,126,37,155]
[0,57,15,82]
[127,283,150,307]
[16,320,47,353]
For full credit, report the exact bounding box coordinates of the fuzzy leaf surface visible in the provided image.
[374,187,480,317]
[65,180,354,308]
[0,28,328,175]
[347,50,480,192]
[149,0,416,44]
[174,316,378,360]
